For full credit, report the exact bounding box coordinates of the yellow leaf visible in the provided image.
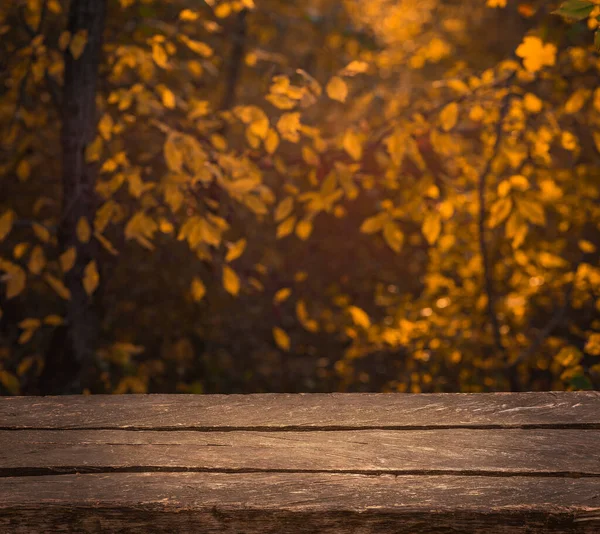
[296,299,309,325]
[198,218,221,247]
[523,93,542,113]
[152,42,169,68]
[227,178,260,194]
[44,273,71,300]
[594,131,600,154]
[497,180,511,197]
[16,160,30,181]
[385,129,407,166]
[60,247,77,272]
[274,288,291,303]
[273,327,290,351]
[555,346,583,366]
[516,198,545,226]
[265,129,279,154]
[18,328,34,344]
[32,223,50,243]
[422,212,442,244]
[226,238,246,262]
[469,104,485,121]
[295,271,307,282]
[13,243,28,259]
[69,29,88,59]
[438,200,454,220]
[222,265,240,296]
[383,221,404,253]
[0,370,20,394]
[426,185,440,199]
[95,232,119,256]
[266,93,297,110]
[277,112,301,142]
[179,9,199,21]
[348,306,371,329]
[180,36,213,57]
[191,276,206,302]
[244,195,268,215]
[561,131,578,151]
[3,264,26,299]
[295,219,313,240]
[85,136,103,162]
[43,314,64,326]
[76,217,92,243]
[585,333,600,356]
[509,174,529,190]
[578,240,597,253]
[95,201,116,233]
[488,197,513,228]
[18,318,41,330]
[340,60,369,75]
[538,252,567,269]
[214,2,232,18]
[17,356,35,376]
[439,102,458,131]
[275,196,294,222]
[27,245,45,275]
[161,87,176,109]
[210,133,227,152]
[342,129,362,160]
[0,210,15,241]
[83,261,99,296]
[164,133,183,172]
[326,76,348,102]
[360,213,387,234]
[564,89,590,114]
[125,212,158,250]
[58,30,71,51]
[515,36,556,73]
[277,215,296,239]
[98,113,113,141]
[302,145,319,166]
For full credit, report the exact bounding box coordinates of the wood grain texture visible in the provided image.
[1,473,600,533]
[1,391,599,430]
[1,428,599,476]
[2,392,599,532]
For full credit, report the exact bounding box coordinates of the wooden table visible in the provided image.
[1,392,599,532]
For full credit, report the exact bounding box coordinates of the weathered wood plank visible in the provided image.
[1,392,599,429]
[1,473,599,533]
[1,428,599,476]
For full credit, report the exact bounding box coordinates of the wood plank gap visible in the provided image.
[2,466,599,478]
[2,423,600,431]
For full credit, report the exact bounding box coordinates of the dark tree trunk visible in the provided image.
[38,0,106,394]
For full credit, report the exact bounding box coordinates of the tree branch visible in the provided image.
[478,92,512,363]
[220,8,248,112]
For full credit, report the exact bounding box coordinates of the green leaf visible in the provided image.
[570,374,593,390]
[553,0,594,21]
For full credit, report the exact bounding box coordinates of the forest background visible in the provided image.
[1,0,600,395]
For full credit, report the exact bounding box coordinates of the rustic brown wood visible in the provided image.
[1,392,599,532]
[1,473,599,533]
[1,428,599,476]
[1,391,599,429]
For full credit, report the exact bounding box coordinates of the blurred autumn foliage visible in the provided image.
[1,0,600,395]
